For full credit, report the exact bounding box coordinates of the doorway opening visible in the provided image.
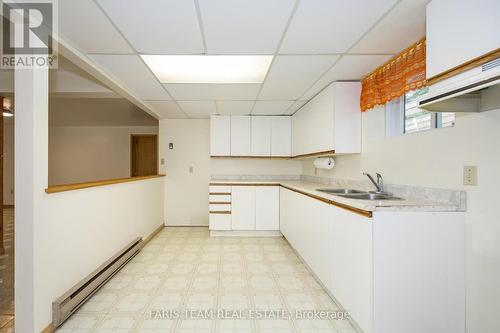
[130,134,158,177]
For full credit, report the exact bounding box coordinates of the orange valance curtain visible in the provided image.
[360,37,427,112]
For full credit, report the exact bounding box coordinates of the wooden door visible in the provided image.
[130,135,158,177]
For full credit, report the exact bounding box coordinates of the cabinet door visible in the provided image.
[210,115,230,156]
[251,117,271,156]
[255,186,279,230]
[333,82,361,154]
[231,186,255,230]
[230,116,251,156]
[271,117,291,156]
[329,207,373,333]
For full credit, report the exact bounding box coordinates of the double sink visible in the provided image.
[316,188,403,201]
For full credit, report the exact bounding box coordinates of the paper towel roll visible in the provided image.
[313,157,335,170]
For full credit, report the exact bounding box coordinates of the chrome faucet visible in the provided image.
[363,172,384,193]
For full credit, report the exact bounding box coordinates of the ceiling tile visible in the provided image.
[199,0,295,54]
[216,101,254,115]
[164,84,261,100]
[89,55,172,100]
[284,100,307,115]
[279,0,398,53]
[252,101,294,115]
[96,0,204,53]
[350,0,429,54]
[59,0,133,53]
[302,54,392,100]
[144,101,186,119]
[258,55,338,100]
[178,101,216,119]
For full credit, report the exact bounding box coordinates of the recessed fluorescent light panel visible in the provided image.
[141,55,273,83]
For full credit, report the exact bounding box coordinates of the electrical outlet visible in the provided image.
[463,166,478,186]
[160,158,165,165]
[169,143,174,149]
[189,166,194,174]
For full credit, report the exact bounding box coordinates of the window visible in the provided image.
[404,87,455,134]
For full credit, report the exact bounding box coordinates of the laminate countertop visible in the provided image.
[210,179,466,215]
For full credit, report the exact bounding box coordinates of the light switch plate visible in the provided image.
[463,166,478,186]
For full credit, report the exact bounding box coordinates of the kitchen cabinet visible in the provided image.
[210,115,230,156]
[231,186,255,230]
[426,0,500,79]
[251,117,271,156]
[292,82,361,156]
[271,117,291,156]
[279,187,465,333]
[329,206,372,333]
[230,116,252,156]
[255,186,279,230]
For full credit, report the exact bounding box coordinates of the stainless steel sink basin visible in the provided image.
[316,188,366,194]
[339,193,403,200]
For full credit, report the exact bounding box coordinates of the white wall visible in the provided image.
[159,119,302,226]
[37,177,164,330]
[302,106,500,333]
[49,126,158,185]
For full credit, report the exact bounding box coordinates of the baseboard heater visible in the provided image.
[52,237,143,327]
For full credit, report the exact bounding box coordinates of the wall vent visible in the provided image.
[52,238,143,327]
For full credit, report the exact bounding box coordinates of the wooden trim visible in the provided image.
[3,204,13,208]
[211,155,291,159]
[143,224,164,245]
[292,150,335,159]
[280,185,373,218]
[209,211,231,214]
[427,48,500,85]
[45,174,166,194]
[210,183,280,187]
[130,134,158,177]
[209,192,231,195]
[209,202,231,204]
[210,150,336,160]
[41,323,54,333]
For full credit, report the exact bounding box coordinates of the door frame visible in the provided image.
[130,134,158,177]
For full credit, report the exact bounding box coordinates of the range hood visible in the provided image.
[418,57,500,112]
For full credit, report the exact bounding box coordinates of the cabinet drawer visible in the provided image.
[209,194,231,202]
[209,185,231,193]
[209,204,231,212]
[209,213,231,231]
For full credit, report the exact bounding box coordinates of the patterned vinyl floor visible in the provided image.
[56,227,358,333]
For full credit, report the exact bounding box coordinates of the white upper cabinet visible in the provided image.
[210,115,230,156]
[271,117,292,156]
[426,0,500,79]
[251,116,271,156]
[292,82,361,156]
[230,116,251,156]
[210,115,292,157]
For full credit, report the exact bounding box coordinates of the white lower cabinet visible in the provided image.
[255,186,280,230]
[329,206,372,333]
[209,213,231,231]
[280,187,465,333]
[231,186,256,230]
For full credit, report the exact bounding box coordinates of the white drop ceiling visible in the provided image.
[56,0,429,119]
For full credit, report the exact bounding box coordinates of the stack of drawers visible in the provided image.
[209,185,231,230]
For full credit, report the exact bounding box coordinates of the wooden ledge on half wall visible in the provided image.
[45,174,166,194]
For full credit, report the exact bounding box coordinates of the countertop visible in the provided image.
[210,179,465,214]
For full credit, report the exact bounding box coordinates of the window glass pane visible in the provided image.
[404,88,432,133]
[438,112,456,128]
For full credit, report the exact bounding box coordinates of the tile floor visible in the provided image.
[0,208,14,333]
[54,227,358,333]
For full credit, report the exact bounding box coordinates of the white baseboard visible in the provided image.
[210,230,282,237]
